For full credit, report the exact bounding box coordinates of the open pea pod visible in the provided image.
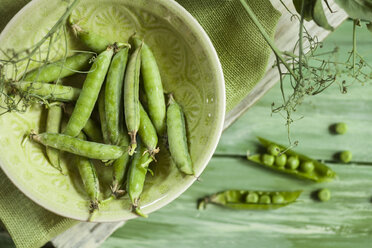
[247,137,336,182]
[198,190,302,210]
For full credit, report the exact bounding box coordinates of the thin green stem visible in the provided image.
[352,19,357,76]
[298,1,305,81]
[239,0,298,82]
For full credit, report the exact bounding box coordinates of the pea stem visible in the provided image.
[352,19,357,76]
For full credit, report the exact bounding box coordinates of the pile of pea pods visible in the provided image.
[14,17,194,219]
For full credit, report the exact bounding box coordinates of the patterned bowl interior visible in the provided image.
[0,0,224,221]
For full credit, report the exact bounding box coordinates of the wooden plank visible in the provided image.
[52,222,125,248]
[224,0,348,129]
[0,1,349,248]
[217,21,372,163]
[102,157,372,248]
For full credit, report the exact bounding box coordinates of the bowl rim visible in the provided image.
[0,0,226,222]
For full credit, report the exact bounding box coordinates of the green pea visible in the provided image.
[275,153,287,168]
[300,161,314,173]
[259,195,271,204]
[225,190,242,203]
[12,81,81,102]
[246,192,259,203]
[261,154,275,166]
[267,144,280,156]
[340,150,352,163]
[272,194,285,204]
[286,156,300,170]
[334,122,347,135]
[317,188,331,202]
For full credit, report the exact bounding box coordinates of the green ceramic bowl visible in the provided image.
[0,0,225,222]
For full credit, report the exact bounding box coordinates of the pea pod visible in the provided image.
[30,132,125,160]
[98,88,110,144]
[167,94,194,175]
[69,17,111,53]
[111,131,130,196]
[74,132,100,214]
[76,156,100,212]
[198,190,303,210]
[132,37,166,135]
[64,47,114,137]
[23,53,93,82]
[126,139,153,218]
[138,103,159,157]
[45,104,64,173]
[64,105,103,143]
[247,137,336,182]
[124,45,142,155]
[12,81,81,102]
[105,47,129,145]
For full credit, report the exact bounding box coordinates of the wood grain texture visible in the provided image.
[52,222,125,248]
[0,1,351,247]
[101,19,372,248]
[102,158,372,248]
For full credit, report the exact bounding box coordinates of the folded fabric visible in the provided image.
[0,0,280,247]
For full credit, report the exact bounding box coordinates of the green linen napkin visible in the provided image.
[0,0,280,247]
[176,0,281,112]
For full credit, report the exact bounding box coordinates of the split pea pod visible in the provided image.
[127,139,153,217]
[198,190,303,210]
[45,104,64,173]
[166,94,194,175]
[12,81,81,102]
[30,132,124,160]
[105,47,129,144]
[64,105,103,142]
[64,47,114,137]
[247,137,336,182]
[111,131,130,196]
[23,53,93,82]
[74,132,100,213]
[124,45,142,155]
[138,103,159,157]
[132,37,166,135]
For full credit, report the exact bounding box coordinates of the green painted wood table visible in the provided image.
[101,21,372,248]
